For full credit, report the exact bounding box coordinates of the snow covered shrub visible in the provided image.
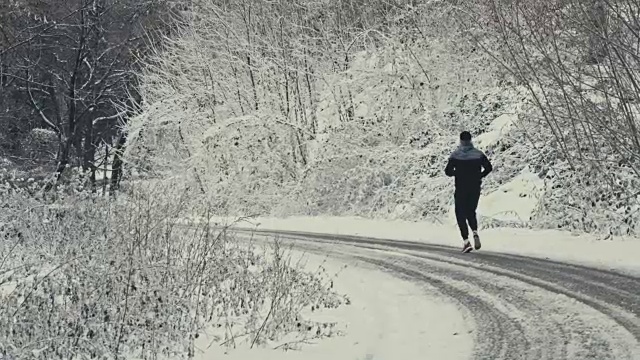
[533,164,640,235]
[129,24,528,221]
[507,117,640,236]
[0,179,345,359]
[127,0,512,218]
[133,0,640,235]
[460,0,640,235]
[290,37,524,220]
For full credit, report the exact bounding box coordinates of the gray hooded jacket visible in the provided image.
[445,141,493,190]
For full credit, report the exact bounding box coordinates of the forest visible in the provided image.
[1,0,639,358]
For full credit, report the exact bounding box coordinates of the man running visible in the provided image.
[445,131,493,253]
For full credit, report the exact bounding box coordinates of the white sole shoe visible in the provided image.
[473,233,481,250]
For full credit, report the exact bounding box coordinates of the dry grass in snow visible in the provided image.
[194,248,472,360]
[0,179,345,359]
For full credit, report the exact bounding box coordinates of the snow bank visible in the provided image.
[474,113,516,150]
[476,166,544,223]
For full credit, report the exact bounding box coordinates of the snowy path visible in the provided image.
[241,229,640,360]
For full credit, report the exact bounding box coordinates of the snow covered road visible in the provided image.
[243,229,640,360]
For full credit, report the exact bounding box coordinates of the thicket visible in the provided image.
[0,0,178,190]
[1,3,348,358]
[458,0,640,235]
[127,0,505,217]
[129,0,640,236]
[0,178,344,359]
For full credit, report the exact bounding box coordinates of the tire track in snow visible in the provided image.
[239,229,640,360]
[358,252,625,359]
[360,257,533,360]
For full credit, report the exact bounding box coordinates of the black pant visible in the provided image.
[454,187,481,240]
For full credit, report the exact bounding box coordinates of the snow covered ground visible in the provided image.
[198,216,640,359]
[213,216,640,276]
[198,177,640,358]
[194,249,473,360]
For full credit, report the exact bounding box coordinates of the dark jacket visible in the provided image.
[445,142,493,190]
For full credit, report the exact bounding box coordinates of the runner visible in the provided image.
[444,131,493,253]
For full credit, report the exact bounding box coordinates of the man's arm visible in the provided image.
[481,154,493,178]
[445,157,456,177]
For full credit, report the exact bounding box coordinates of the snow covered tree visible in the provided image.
[127,0,512,218]
[0,0,173,189]
[459,0,640,234]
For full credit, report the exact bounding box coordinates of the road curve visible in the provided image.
[237,229,640,360]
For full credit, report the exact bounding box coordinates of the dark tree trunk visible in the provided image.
[588,0,608,64]
[110,132,126,193]
[103,143,109,195]
[82,119,97,192]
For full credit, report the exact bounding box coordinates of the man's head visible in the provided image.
[460,131,472,142]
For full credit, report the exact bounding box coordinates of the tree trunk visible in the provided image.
[110,132,126,194]
[103,143,109,195]
[82,120,97,192]
[588,0,608,64]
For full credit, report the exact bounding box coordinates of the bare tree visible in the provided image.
[0,0,173,189]
[460,0,640,185]
[125,0,419,212]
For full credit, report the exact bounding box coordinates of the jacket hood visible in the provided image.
[451,141,483,160]
[458,140,475,151]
